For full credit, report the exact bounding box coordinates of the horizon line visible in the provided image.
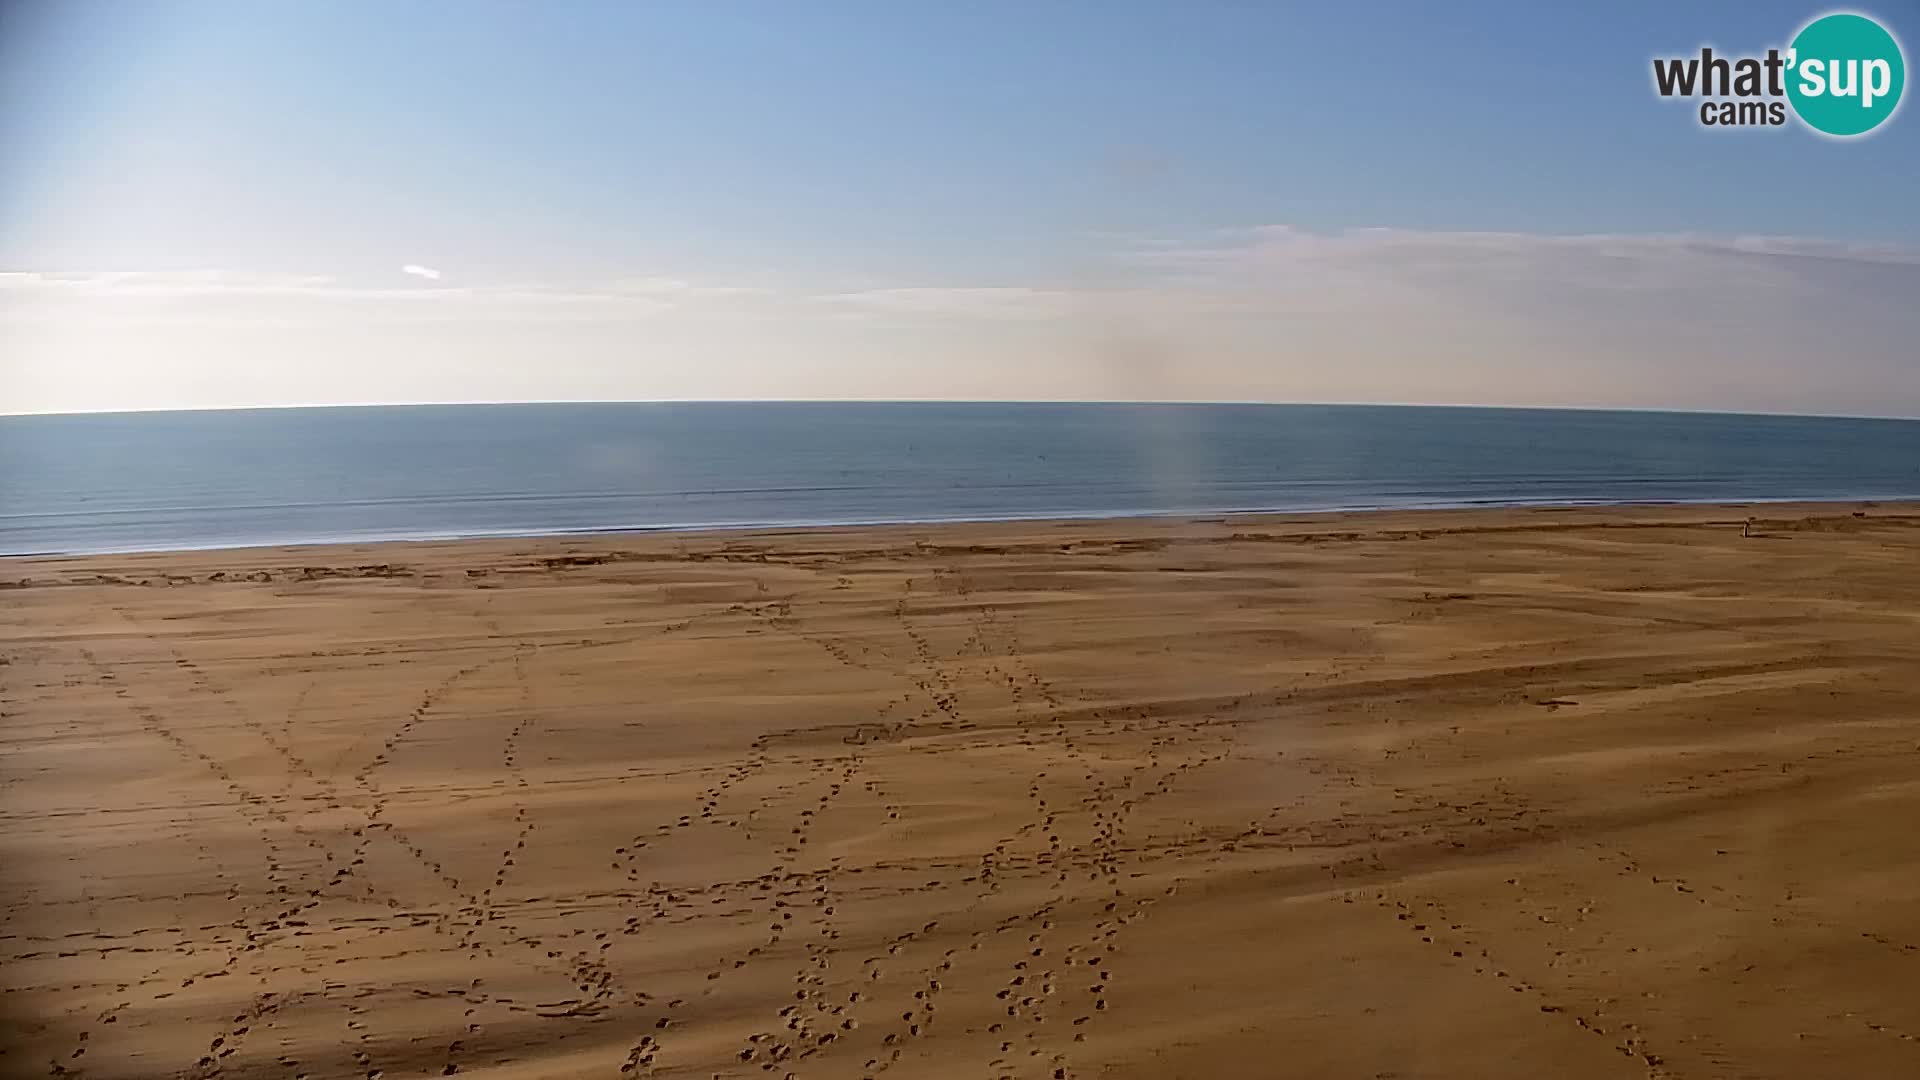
[5,398,1920,424]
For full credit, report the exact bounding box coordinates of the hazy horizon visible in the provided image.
[5,2,1918,417]
[8,398,1920,424]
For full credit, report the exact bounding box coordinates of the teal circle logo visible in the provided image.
[1787,12,1905,136]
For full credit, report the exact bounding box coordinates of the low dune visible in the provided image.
[5,503,1920,1078]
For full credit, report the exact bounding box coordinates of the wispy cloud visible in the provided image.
[0,271,340,296]
[9,229,1920,322]
[814,287,1078,321]
[1117,226,1920,293]
[604,277,767,298]
[7,226,1920,417]
[0,271,776,325]
[1125,226,1920,266]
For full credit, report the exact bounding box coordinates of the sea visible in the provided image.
[4,402,1919,556]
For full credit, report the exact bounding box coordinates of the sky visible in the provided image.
[2,0,1918,416]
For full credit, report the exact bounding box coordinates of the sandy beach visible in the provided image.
[6,501,1920,1080]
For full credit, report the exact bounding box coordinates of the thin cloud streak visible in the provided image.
[11,229,1917,312]
[0,272,774,324]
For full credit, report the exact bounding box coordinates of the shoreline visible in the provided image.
[5,495,1914,562]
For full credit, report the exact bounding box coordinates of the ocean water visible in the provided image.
[3,402,1919,555]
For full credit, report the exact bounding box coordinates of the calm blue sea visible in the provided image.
[3,402,1919,555]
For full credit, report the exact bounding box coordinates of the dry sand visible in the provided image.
[5,503,1920,1079]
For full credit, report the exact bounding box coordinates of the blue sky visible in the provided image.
[3,1,1917,414]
